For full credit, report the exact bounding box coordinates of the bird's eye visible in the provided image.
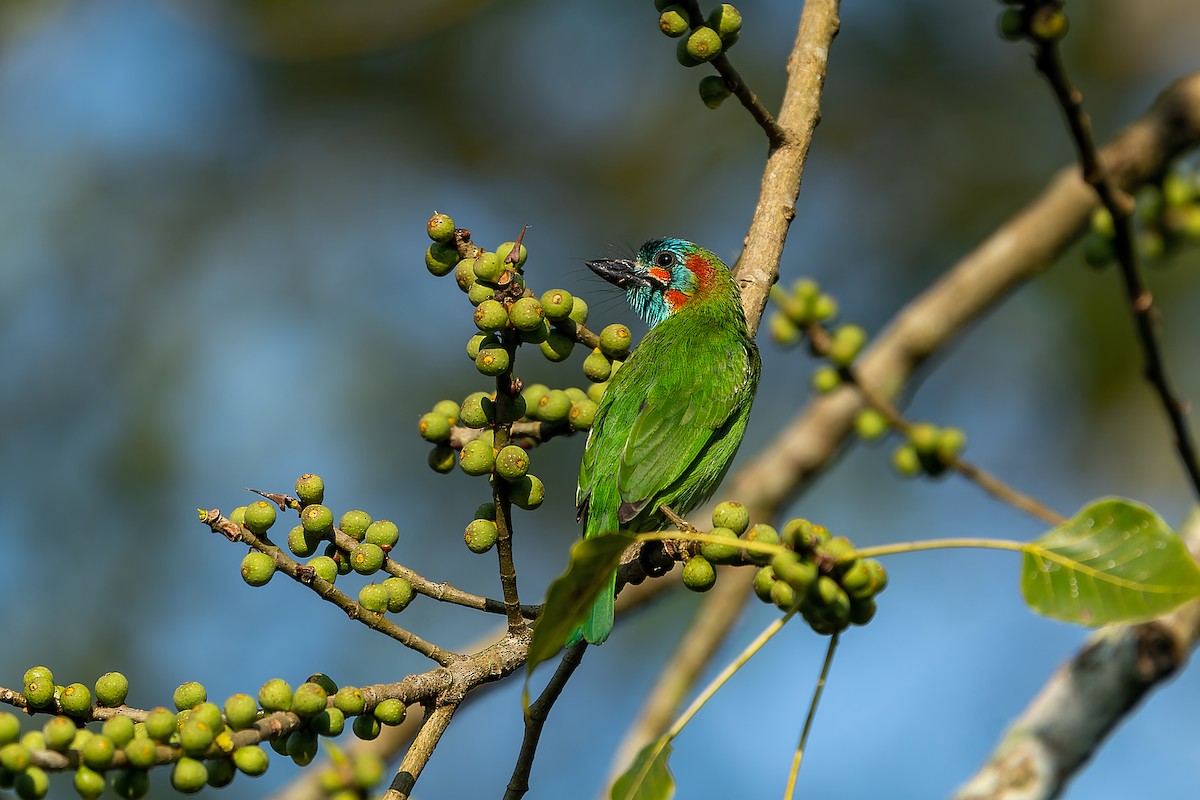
[654,251,675,268]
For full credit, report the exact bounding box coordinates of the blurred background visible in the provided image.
[2,1,1200,797]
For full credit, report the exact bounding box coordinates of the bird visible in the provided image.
[575,237,761,644]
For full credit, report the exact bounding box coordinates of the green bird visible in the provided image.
[576,238,761,644]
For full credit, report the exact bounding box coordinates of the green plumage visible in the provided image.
[576,238,760,644]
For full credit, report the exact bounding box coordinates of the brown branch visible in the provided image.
[383,703,458,800]
[1032,24,1200,498]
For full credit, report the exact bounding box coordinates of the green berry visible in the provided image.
[771,551,818,595]
[358,583,389,613]
[0,714,19,746]
[685,25,722,62]
[60,683,92,717]
[14,765,48,799]
[540,330,575,362]
[540,289,574,320]
[587,380,608,404]
[207,758,236,788]
[769,577,797,610]
[454,257,478,293]
[936,427,967,463]
[100,715,135,747]
[811,293,838,321]
[179,718,215,756]
[495,444,530,481]
[998,7,1024,41]
[474,298,508,332]
[811,576,851,631]
[352,713,381,741]
[475,344,511,376]
[707,3,742,40]
[1029,6,1068,41]
[258,679,293,713]
[173,682,206,712]
[564,386,588,404]
[582,348,612,382]
[171,757,208,793]
[94,672,129,708]
[241,551,276,587]
[811,365,841,393]
[752,566,776,603]
[431,399,460,423]
[123,736,158,769]
[459,391,494,429]
[698,75,731,109]
[509,297,545,332]
[536,389,572,423]
[224,694,259,730]
[1090,206,1115,238]
[43,715,76,751]
[849,596,877,626]
[444,448,476,482]
[711,501,750,535]
[569,398,599,430]
[144,707,177,742]
[295,473,325,506]
[334,687,366,716]
[0,743,29,772]
[473,251,505,284]
[459,438,496,476]
[819,535,857,569]
[496,241,528,268]
[23,666,52,690]
[298,504,332,537]
[508,474,545,510]
[243,500,277,534]
[466,333,501,363]
[292,683,329,718]
[659,6,689,37]
[865,559,888,595]
[81,734,115,770]
[598,324,632,359]
[350,542,386,575]
[839,559,875,600]
[426,212,455,244]
[307,555,339,583]
[288,524,321,558]
[373,699,406,726]
[464,518,499,554]
[383,576,415,612]
[908,422,939,456]
[339,510,372,541]
[474,502,497,521]
[827,324,867,367]
[891,443,921,477]
[854,408,888,440]
[313,706,345,737]
[567,295,589,325]
[191,702,222,731]
[424,242,458,277]
[468,281,495,305]
[232,744,269,776]
[365,519,399,549]
[111,768,151,799]
[699,527,741,564]
[741,523,780,564]
[74,765,106,800]
[769,313,801,345]
[1082,233,1113,268]
[518,319,550,344]
[682,554,716,592]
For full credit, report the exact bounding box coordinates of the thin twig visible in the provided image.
[504,641,588,799]
[783,631,839,800]
[1033,29,1200,497]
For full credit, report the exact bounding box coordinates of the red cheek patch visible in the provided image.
[648,267,672,285]
[685,253,715,292]
[664,289,689,310]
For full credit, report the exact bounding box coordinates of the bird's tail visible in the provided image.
[580,569,617,645]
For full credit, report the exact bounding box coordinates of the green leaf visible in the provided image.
[1021,497,1200,625]
[526,533,635,675]
[611,737,674,800]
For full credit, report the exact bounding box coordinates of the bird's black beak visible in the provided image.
[586,258,647,289]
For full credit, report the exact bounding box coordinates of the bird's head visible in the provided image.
[585,238,730,329]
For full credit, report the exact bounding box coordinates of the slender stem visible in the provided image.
[853,538,1026,560]
[504,641,588,799]
[1033,31,1200,498]
[783,632,840,800]
[493,343,527,634]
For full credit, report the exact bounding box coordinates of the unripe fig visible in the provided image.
[508,474,545,510]
[95,672,129,708]
[424,243,458,277]
[752,566,776,602]
[289,524,322,558]
[426,213,455,244]
[241,551,276,587]
[459,391,494,429]
[509,297,545,332]
[582,348,613,382]
[811,365,841,394]
[291,683,329,718]
[60,683,92,717]
[258,678,293,713]
[495,444,530,481]
[474,299,508,332]
[351,714,381,741]
[334,686,367,716]
[598,324,632,359]
[699,527,741,564]
[468,282,495,305]
[473,251,505,284]
[459,439,496,476]
[350,543,386,575]
[741,523,779,564]
[540,330,575,362]
[243,500,277,534]
[537,389,572,423]
[373,699,407,726]
[81,734,115,770]
[659,7,689,38]
[698,75,731,109]
[224,694,259,730]
[306,555,339,583]
[682,555,717,592]
[540,289,574,320]
[711,501,749,535]
[365,519,400,549]
[358,583,389,613]
[771,551,817,595]
[144,707,177,742]
[232,744,269,776]
[569,398,599,430]
[891,444,921,477]
[301,503,334,536]
[707,4,742,40]
[383,576,415,612]
[567,295,589,324]
[464,519,499,553]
